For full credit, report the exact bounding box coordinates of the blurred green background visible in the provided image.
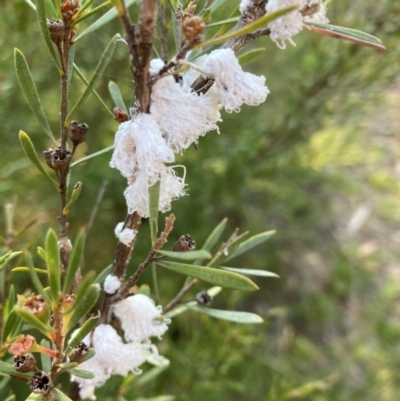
[1,0,400,400]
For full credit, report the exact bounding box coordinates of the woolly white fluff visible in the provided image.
[103,274,121,294]
[239,0,253,14]
[303,0,329,24]
[150,60,221,151]
[201,49,269,112]
[110,114,174,183]
[113,294,170,343]
[114,222,137,245]
[266,0,304,49]
[71,324,149,400]
[124,165,186,218]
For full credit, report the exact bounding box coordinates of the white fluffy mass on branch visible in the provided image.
[114,221,137,245]
[201,48,269,112]
[150,59,221,152]
[110,113,174,184]
[124,165,186,218]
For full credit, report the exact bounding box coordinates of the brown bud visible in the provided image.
[52,147,72,170]
[29,370,52,395]
[113,107,130,123]
[172,234,196,252]
[14,353,38,373]
[183,16,205,46]
[196,290,212,306]
[8,335,36,356]
[62,0,81,24]
[70,121,89,146]
[68,342,89,364]
[48,20,65,45]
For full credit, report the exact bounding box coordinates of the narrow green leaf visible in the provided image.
[67,44,76,89]
[74,0,96,19]
[207,16,239,28]
[305,22,386,51]
[37,246,47,261]
[35,0,62,70]
[157,249,212,261]
[156,261,258,291]
[63,231,85,293]
[14,50,55,141]
[46,229,61,303]
[2,310,23,342]
[220,267,279,278]
[40,339,52,372]
[26,252,52,304]
[0,361,33,379]
[5,285,16,315]
[74,0,139,41]
[15,307,53,336]
[52,388,74,401]
[18,131,58,187]
[94,264,112,285]
[149,181,161,246]
[67,368,95,379]
[238,48,266,65]
[70,145,114,168]
[210,0,230,12]
[194,217,227,265]
[63,181,83,216]
[225,230,275,261]
[66,34,120,124]
[23,0,36,11]
[73,1,113,26]
[59,362,78,370]
[208,231,249,267]
[0,251,22,272]
[65,312,100,354]
[64,272,96,315]
[201,6,296,47]
[44,0,58,18]
[126,365,169,392]
[12,267,47,274]
[108,81,127,112]
[66,284,100,333]
[188,305,264,324]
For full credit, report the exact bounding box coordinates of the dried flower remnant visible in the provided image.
[173,234,196,252]
[113,294,170,343]
[196,290,212,306]
[29,370,52,395]
[200,49,269,112]
[68,341,89,364]
[69,120,89,146]
[183,16,206,46]
[14,353,38,373]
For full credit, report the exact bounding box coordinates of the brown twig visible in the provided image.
[163,278,198,314]
[157,0,168,62]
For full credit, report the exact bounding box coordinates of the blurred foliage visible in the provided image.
[1,0,400,400]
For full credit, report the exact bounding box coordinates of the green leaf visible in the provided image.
[11,267,47,274]
[5,285,16,315]
[37,246,47,261]
[70,145,114,168]
[64,271,95,314]
[126,366,169,392]
[238,48,266,65]
[210,0,230,12]
[149,181,161,246]
[73,1,114,26]
[52,388,74,401]
[156,261,258,291]
[73,0,96,20]
[15,307,52,336]
[201,6,296,48]
[0,251,23,272]
[65,312,100,354]
[44,0,58,18]
[40,339,52,372]
[67,368,95,379]
[157,249,212,261]
[305,22,386,51]
[220,267,279,278]
[208,231,249,268]
[14,50,55,141]
[188,305,264,324]
[108,81,127,112]
[94,264,112,285]
[63,230,85,293]
[2,310,23,343]
[35,0,62,70]
[225,230,275,261]
[207,16,239,28]
[18,131,58,188]
[66,34,120,124]
[59,362,78,370]
[66,284,100,333]
[22,0,36,11]
[25,251,52,304]
[0,361,33,379]
[63,181,83,216]
[67,44,76,89]
[46,229,60,304]
[75,0,139,41]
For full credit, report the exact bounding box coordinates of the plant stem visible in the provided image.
[162,278,198,314]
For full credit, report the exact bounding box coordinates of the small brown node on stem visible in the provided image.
[183,16,205,46]
[113,107,130,123]
[68,341,89,364]
[195,290,212,306]
[70,120,89,146]
[14,353,38,373]
[48,20,65,45]
[29,370,53,395]
[172,234,196,252]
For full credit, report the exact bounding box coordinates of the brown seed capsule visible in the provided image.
[14,353,38,373]
[68,341,89,364]
[43,149,55,170]
[113,107,130,123]
[183,16,205,46]
[172,234,196,252]
[70,121,89,146]
[196,290,212,306]
[29,370,52,395]
[48,19,65,45]
[52,147,72,170]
